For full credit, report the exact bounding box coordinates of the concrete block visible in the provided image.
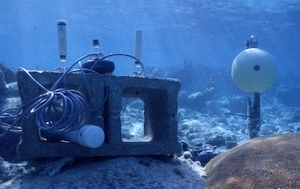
[16,70,181,158]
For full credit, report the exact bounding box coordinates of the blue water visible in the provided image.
[0,0,300,76]
[1,2,300,186]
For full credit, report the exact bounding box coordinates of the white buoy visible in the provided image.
[231,48,277,93]
[134,29,143,66]
[231,47,277,138]
[62,125,105,148]
[57,20,67,62]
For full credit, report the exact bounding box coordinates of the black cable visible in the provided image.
[34,89,89,134]
[0,107,22,136]
[0,53,101,137]
[92,53,144,76]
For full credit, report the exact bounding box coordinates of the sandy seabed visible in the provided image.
[1,156,206,189]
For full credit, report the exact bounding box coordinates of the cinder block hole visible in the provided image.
[120,97,149,142]
[38,130,72,144]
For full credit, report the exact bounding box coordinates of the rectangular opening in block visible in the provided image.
[121,97,150,142]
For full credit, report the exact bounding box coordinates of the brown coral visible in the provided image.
[205,133,300,189]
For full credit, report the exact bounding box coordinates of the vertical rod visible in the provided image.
[57,20,67,62]
[247,92,260,138]
[134,29,142,66]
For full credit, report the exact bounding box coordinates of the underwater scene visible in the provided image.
[1,0,300,188]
